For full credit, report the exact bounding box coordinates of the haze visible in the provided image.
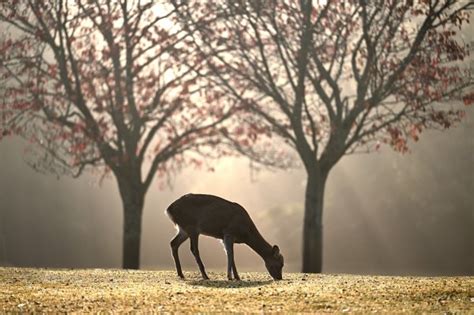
[0,9,473,276]
[0,111,472,275]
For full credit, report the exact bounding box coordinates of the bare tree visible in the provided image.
[0,0,234,269]
[174,0,474,273]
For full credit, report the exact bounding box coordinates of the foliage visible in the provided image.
[176,0,473,168]
[0,1,233,188]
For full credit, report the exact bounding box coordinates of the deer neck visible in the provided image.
[245,229,273,259]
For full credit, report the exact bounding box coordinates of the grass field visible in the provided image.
[0,267,473,313]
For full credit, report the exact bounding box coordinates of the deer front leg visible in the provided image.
[223,234,240,281]
[170,229,188,279]
[190,233,209,280]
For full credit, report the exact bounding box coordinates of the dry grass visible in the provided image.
[0,267,473,313]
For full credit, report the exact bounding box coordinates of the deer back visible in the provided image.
[166,194,256,241]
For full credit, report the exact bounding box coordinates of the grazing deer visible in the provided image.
[166,193,284,280]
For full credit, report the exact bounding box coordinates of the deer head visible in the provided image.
[264,245,284,280]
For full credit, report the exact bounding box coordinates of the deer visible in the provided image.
[166,193,284,280]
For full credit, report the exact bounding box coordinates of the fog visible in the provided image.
[0,111,472,276]
[1,2,473,277]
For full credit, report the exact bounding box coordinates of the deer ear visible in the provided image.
[272,245,280,256]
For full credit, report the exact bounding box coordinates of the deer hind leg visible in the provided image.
[170,228,188,279]
[223,234,240,281]
[189,233,209,280]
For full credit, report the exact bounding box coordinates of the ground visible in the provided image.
[0,267,473,313]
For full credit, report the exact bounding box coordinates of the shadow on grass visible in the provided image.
[188,279,273,288]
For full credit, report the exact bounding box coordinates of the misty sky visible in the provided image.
[1,111,472,275]
[0,11,473,277]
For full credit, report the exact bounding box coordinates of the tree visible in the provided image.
[0,1,234,269]
[175,0,474,272]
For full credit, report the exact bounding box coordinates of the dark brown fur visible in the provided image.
[166,194,284,280]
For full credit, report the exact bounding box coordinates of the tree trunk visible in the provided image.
[302,166,328,273]
[122,200,143,269]
[117,174,145,270]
